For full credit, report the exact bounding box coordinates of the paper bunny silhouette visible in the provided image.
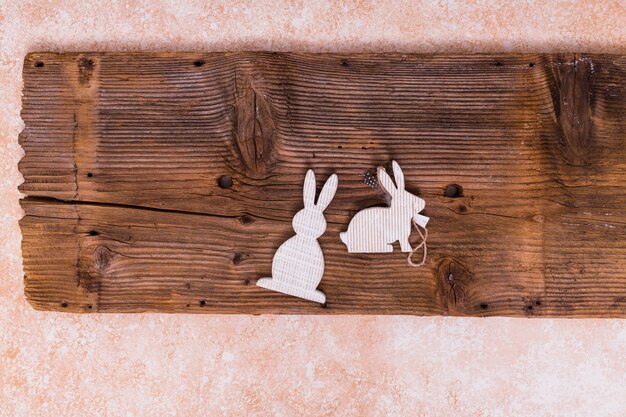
[257,170,338,303]
[340,161,429,253]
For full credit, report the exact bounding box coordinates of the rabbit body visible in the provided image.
[257,170,338,304]
[266,235,325,297]
[340,161,428,253]
[340,204,413,253]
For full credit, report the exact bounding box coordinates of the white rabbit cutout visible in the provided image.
[257,170,338,303]
[340,161,429,254]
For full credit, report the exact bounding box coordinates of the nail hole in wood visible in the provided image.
[61,302,68,308]
[529,62,535,68]
[480,303,489,310]
[340,59,348,66]
[88,230,99,236]
[458,204,467,213]
[35,61,44,68]
[218,175,233,188]
[199,300,206,306]
[444,184,463,198]
[321,302,328,309]
[232,253,243,265]
[87,172,93,177]
[495,61,503,66]
[87,305,92,309]
[194,60,205,67]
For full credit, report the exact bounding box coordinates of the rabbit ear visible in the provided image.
[316,174,338,211]
[378,166,397,195]
[303,169,316,208]
[391,161,405,191]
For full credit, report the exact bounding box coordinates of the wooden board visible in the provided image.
[19,52,626,317]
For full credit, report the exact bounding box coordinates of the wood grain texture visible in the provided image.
[19,52,626,316]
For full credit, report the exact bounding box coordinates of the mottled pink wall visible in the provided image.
[1,1,625,416]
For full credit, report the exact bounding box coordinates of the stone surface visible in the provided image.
[1,1,625,416]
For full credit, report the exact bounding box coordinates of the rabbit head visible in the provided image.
[378,161,425,220]
[292,170,338,239]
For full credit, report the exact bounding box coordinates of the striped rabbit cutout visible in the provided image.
[340,161,429,260]
[257,170,338,303]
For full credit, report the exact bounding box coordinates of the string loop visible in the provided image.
[407,219,428,267]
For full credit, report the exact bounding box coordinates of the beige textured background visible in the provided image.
[1,1,625,416]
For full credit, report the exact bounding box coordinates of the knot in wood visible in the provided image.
[436,257,474,315]
[93,245,114,272]
[232,73,276,178]
[78,56,95,86]
[553,55,594,166]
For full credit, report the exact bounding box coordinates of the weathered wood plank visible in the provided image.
[19,52,626,316]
